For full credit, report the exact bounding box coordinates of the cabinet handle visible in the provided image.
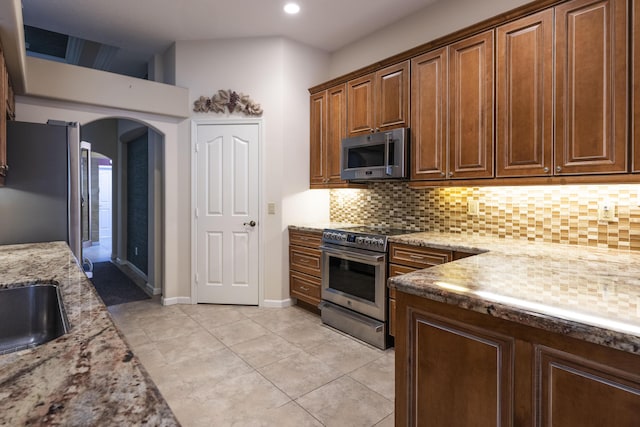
[543,167,549,173]
[299,286,310,292]
[298,258,310,263]
[298,237,308,241]
[556,165,562,173]
[410,254,424,260]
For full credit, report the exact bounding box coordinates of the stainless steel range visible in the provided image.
[319,226,408,349]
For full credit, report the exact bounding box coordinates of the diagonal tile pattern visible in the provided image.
[109,298,395,426]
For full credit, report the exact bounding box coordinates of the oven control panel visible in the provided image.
[322,229,387,252]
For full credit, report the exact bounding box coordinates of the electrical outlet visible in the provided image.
[598,202,617,222]
[467,200,479,216]
[267,202,276,215]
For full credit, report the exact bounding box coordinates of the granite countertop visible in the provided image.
[0,242,179,426]
[288,222,362,233]
[388,232,640,355]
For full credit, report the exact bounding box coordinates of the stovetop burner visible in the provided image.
[338,226,414,237]
[321,226,414,252]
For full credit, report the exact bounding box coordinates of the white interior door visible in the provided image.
[195,122,260,305]
[98,165,112,242]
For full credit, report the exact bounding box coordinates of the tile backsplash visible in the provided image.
[330,183,640,251]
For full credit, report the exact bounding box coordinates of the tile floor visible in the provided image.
[108,298,395,426]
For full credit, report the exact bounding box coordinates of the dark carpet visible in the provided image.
[90,262,150,306]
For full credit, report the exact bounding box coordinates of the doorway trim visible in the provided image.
[190,118,265,306]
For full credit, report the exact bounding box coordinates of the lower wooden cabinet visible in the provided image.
[289,229,322,308]
[395,291,640,426]
[387,243,475,337]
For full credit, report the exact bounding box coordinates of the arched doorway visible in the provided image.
[81,117,165,299]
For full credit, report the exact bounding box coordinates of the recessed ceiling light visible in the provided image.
[284,2,300,14]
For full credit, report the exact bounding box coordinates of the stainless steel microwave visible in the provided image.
[340,128,408,181]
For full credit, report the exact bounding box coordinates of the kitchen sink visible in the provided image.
[0,283,69,355]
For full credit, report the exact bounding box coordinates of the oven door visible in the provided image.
[320,244,387,321]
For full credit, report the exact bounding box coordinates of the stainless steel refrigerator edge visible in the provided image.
[0,121,81,260]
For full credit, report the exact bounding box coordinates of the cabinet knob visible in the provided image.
[543,167,549,173]
[370,129,375,133]
[440,172,446,177]
[556,165,562,173]
[448,171,454,177]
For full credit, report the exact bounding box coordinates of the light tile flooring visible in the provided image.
[108,298,395,426]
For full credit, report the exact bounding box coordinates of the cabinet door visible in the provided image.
[408,309,514,426]
[309,91,327,187]
[555,0,628,175]
[326,84,347,184]
[0,48,6,185]
[633,0,640,172]
[411,48,448,180]
[375,61,410,131]
[347,73,375,136]
[449,30,495,179]
[537,346,640,426]
[496,10,553,177]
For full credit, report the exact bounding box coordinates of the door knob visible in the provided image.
[243,220,256,227]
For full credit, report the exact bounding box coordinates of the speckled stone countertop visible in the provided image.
[387,232,640,355]
[0,242,179,426]
[288,222,362,233]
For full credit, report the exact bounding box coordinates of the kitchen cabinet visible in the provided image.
[395,291,640,426]
[310,84,359,188]
[411,47,448,180]
[555,0,628,175]
[448,30,494,180]
[347,61,409,137]
[633,0,640,172]
[309,91,327,187]
[387,243,471,337]
[289,229,322,310]
[496,9,553,177]
[0,44,7,186]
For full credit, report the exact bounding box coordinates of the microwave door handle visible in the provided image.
[384,133,392,176]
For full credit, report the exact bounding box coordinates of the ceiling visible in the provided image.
[21,0,438,79]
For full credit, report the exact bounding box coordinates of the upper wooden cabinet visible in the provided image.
[310,84,353,189]
[496,9,553,177]
[555,0,628,175]
[633,0,640,172]
[411,47,448,180]
[309,91,326,187]
[347,61,410,136]
[448,30,494,179]
[0,44,7,186]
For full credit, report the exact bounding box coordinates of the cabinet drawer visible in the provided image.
[289,245,321,276]
[290,271,321,304]
[389,263,419,277]
[389,243,452,269]
[289,230,322,248]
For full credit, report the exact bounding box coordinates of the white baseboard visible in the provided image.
[162,296,192,306]
[146,282,162,295]
[261,298,294,308]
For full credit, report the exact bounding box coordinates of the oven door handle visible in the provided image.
[320,246,386,264]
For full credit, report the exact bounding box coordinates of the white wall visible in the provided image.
[15,95,186,304]
[175,37,331,303]
[24,57,189,118]
[328,0,532,78]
